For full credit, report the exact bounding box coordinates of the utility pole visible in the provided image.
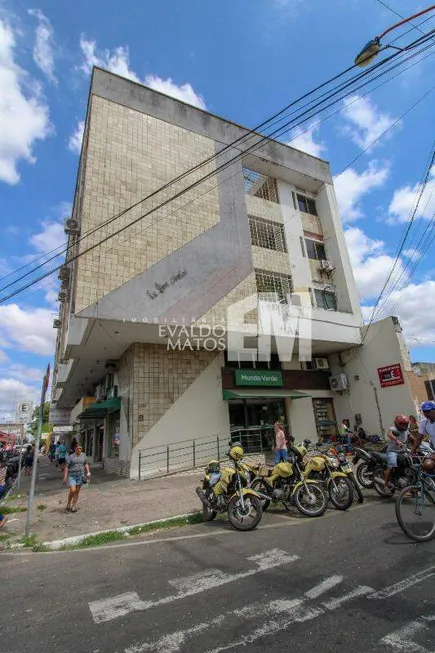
[25,365,50,538]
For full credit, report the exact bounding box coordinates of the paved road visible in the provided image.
[1,498,435,653]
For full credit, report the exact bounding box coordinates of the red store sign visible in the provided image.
[377,363,404,388]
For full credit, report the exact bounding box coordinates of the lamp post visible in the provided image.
[355,4,435,66]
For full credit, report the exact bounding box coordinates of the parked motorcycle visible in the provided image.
[329,447,364,503]
[249,444,328,517]
[352,448,380,489]
[303,446,354,510]
[196,445,263,531]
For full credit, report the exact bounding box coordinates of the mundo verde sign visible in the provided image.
[234,369,283,387]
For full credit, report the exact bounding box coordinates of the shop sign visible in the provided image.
[377,364,404,388]
[234,369,283,387]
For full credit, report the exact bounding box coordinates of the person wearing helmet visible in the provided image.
[411,401,435,454]
[384,414,410,492]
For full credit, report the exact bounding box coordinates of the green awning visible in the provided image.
[78,397,121,420]
[222,389,311,400]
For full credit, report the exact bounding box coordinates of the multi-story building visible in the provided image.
[50,67,417,477]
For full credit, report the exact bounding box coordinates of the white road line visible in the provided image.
[370,566,435,600]
[89,593,148,624]
[89,549,299,624]
[322,585,374,610]
[124,576,363,653]
[305,575,343,599]
[380,615,435,653]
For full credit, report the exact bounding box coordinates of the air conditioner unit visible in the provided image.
[58,291,68,302]
[105,360,119,372]
[95,385,105,401]
[64,217,80,235]
[314,357,329,370]
[53,319,61,329]
[320,260,335,272]
[329,373,348,391]
[58,266,70,281]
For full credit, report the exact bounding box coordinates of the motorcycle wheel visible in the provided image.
[328,477,354,510]
[250,479,271,511]
[227,494,263,531]
[294,483,328,517]
[349,472,364,504]
[356,462,374,489]
[202,504,217,522]
[373,465,396,497]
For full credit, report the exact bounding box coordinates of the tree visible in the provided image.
[29,402,52,439]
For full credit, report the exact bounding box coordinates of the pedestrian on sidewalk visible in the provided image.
[56,440,68,472]
[69,437,78,455]
[273,421,288,463]
[0,463,7,530]
[24,445,34,476]
[48,440,56,464]
[63,444,91,514]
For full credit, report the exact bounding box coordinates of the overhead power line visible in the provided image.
[374,0,429,36]
[1,30,435,304]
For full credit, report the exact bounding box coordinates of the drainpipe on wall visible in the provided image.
[371,381,385,438]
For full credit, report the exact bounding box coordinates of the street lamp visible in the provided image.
[355,4,435,67]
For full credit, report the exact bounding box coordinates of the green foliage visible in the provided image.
[30,402,52,439]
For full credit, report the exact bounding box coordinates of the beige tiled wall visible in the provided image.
[131,343,218,447]
[245,195,283,223]
[195,272,258,327]
[251,246,291,275]
[301,212,323,236]
[75,96,221,312]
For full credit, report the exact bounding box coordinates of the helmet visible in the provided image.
[229,445,244,461]
[422,456,435,474]
[421,401,435,413]
[394,414,409,431]
[206,460,220,474]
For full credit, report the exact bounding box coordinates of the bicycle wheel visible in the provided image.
[395,484,435,542]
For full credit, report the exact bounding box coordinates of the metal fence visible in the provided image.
[137,429,269,480]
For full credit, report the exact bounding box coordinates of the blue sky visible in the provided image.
[0,0,434,419]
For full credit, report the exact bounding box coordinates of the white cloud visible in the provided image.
[363,279,435,347]
[68,119,84,154]
[30,219,65,255]
[0,304,56,355]
[288,120,325,158]
[403,248,422,262]
[388,166,435,223]
[78,36,206,109]
[28,9,57,83]
[345,226,405,301]
[144,75,206,110]
[0,20,51,184]
[0,378,40,418]
[341,94,399,149]
[334,161,389,222]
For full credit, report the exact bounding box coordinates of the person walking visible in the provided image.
[63,444,90,513]
[56,440,68,472]
[69,437,78,455]
[273,421,288,463]
[48,440,56,464]
[0,463,7,529]
[24,445,34,476]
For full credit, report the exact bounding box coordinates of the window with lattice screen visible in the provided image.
[249,216,287,252]
[255,269,293,303]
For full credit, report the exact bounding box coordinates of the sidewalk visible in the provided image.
[2,454,202,543]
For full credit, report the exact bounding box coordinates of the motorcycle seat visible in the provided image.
[371,452,388,463]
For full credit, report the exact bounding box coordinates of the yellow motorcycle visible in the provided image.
[303,443,354,510]
[250,444,328,517]
[196,445,263,531]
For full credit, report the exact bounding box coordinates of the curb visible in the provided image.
[32,511,200,551]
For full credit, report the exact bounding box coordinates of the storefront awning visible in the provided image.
[222,389,311,400]
[77,397,121,420]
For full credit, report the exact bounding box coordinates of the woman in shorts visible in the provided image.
[63,444,90,513]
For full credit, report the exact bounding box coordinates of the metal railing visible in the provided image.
[137,429,272,480]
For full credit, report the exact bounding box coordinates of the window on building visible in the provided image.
[225,351,282,369]
[249,217,287,252]
[255,270,293,303]
[305,238,327,261]
[297,194,317,216]
[243,168,279,203]
[314,289,338,311]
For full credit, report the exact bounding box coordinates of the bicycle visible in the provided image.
[395,456,435,542]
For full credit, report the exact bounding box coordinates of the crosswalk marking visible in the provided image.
[123,575,355,653]
[89,549,299,624]
[370,565,435,600]
[380,615,435,653]
[321,585,374,610]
